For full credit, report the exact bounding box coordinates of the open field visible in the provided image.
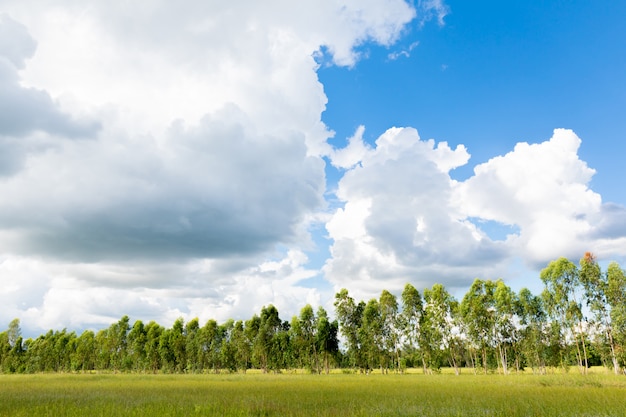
[1,370,625,416]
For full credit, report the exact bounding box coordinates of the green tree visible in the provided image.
[424,284,460,374]
[231,320,251,372]
[541,258,588,373]
[461,279,497,374]
[71,330,96,372]
[517,287,548,373]
[334,289,365,370]
[316,307,339,374]
[400,283,423,371]
[254,305,283,373]
[579,252,620,374]
[359,298,382,372]
[144,321,163,373]
[127,320,147,372]
[493,280,518,374]
[606,262,626,370]
[379,290,400,372]
[291,304,319,373]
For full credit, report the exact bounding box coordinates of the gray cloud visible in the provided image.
[0,105,325,262]
[589,203,626,239]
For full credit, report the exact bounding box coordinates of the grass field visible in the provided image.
[1,370,625,416]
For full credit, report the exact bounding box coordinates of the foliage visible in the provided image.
[2,254,626,376]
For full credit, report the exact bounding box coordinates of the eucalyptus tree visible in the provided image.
[126,320,147,371]
[144,321,163,373]
[183,318,200,372]
[400,283,423,369]
[291,304,319,372]
[107,315,131,372]
[199,319,222,372]
[579,253,620,374]
[423,284,460,374]
[254,305,283,373]
[316,306,339,374]
[517,287,548,373]
[461,279,497,373]
[245,314,261,370]
[493,280,518,374]
[606,261,626,370]
[359,298,383,372]
[231,320,251,372]
[379,290,401,372]
[219,319,237,373]
[541,257,588,373]
[334,289,366,370]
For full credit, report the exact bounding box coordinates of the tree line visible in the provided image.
[1,253,625,375]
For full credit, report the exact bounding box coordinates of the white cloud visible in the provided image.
[457,129,605,265]
[324,127,626,304]
[0,1,428,333]
[325,127,506,301]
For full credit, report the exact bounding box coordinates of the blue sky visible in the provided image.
[321,0,626,200]
[1,1,626,336]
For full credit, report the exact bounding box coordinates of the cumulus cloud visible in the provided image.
[324,127,508,300]
[0,1,435,333]
[456,129,607,266]
[324,128,626,302]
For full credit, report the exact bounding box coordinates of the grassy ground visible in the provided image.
[1,370,625,416]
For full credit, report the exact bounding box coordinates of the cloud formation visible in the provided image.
[0,1,432,334]
[1,1,626,337]
[325,128,626,301]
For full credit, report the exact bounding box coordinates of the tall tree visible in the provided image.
[379,290,400,372]
[316,306,339,374]
[517,287,548,373]
[424,284,460,374]
[606,261,626,370]
[292,304,319,373]
[460,279,497,373]
[579,252,619,374]
[541,257,588,373]
[359,298,383,372]
[334,289,365,370]
[400,283,423,370]
[493,280,518,374]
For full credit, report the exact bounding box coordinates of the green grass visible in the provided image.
[1,371,625,416]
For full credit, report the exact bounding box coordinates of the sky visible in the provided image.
[1,1,626,337]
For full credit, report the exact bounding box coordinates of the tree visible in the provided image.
[127,320,147,372]
[579,252,619,374]
[606,262,626,370]
[517,287,548,373]
[292,304,319,373]
[379,290,400,372]
[253,305,283,373]
[541,258,588,373]
[400,284,423,370]
[71,330,96,372]
[334,289,365,370]
[359,298,383,372]
[424,284,460,374]
[144,321,163,373]
[184,318,200,373]
[461,279,497,374]
[7,319,21,348]
[316,307,339,374]
[231,320,251,372]
[493,280,519,374]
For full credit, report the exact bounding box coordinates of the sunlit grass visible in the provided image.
[1,370,625,416]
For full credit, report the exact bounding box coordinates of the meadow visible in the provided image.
[1,369,625,416]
